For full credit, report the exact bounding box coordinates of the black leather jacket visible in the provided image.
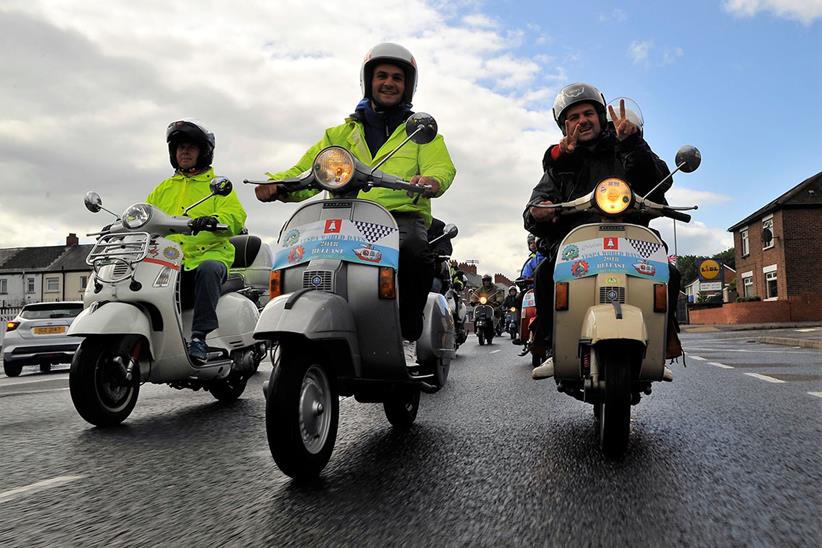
[524,129,671,251]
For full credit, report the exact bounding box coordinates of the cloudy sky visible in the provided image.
[1,0,820,277]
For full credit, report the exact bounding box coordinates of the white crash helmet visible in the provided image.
[360,42,418,104]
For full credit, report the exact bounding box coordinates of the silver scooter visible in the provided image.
[68,178,269,427]
[245,113,456,479]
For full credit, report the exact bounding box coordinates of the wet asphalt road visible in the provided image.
[1,329,820,547]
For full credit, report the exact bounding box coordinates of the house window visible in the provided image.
[46,277,59,292]
[80,275,88,289]
[26,278,35,293]
[0,279,6,294]
[742,275,754,298]
[762,215,774,250]
[764,271,778,300]
[740,228,749,257]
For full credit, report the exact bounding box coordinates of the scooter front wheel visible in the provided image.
[69,336,141,427]
[597,348,632,458]
[266,346,338,479]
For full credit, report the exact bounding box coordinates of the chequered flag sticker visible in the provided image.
[353,220,396,243]
[627,238,662,259]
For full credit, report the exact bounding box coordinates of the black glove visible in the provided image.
[189,216,218,235]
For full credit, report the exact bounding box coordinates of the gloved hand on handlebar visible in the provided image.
[408,175,440,198]
[189,216,219,235]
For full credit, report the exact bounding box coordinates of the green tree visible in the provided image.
[676,255,699,286]
[713,247,736,270]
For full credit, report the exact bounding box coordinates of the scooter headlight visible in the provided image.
[314,146,355,191]
[479,296,487,304]
[122,203,152,229]
[595,178,633,215]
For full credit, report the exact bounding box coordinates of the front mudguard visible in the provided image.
[67,302,154,357]
[254,291,361,374]
[580,304,648,345]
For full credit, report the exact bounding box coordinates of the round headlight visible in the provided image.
[314,147,355,190]
[595,178,633,215]
[480,296,487,304]
[122,203,152,229]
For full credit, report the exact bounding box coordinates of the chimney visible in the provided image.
[457,261,477,275]
[66,233,79,247]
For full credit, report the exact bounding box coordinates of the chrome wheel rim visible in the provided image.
[299,364,332,454]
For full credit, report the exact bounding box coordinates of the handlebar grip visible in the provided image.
[666,209,691,223]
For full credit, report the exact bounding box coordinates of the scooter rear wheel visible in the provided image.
[69,335,141,427]
[266,346,338,479]
[383,385,421,428]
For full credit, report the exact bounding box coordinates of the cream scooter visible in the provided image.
[535,145,701,457]
[245,113,456,479]
[68,178,268,426]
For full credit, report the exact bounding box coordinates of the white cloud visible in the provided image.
[599,8,628,23]
[629,40,652,63]
[463,13,498,28]
[661,47,685,66]
[722,0,822,23]
[0,0,734,279]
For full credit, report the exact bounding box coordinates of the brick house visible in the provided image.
[691,172,821,324]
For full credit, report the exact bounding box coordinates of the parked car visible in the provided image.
[2,301,84,377]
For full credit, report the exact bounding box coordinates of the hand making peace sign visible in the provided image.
[608,98,639,141]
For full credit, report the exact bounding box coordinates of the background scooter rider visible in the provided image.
[147,120,248,364]
[523,82,681,380]
[470,274,504,308]
[254,43,457,364]
[519,234,544,289]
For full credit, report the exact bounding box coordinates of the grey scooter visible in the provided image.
[245,113,456,479]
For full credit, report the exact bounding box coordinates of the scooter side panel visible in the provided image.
[417,293,456,363]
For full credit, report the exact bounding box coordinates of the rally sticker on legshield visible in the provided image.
[273,218,399,269]
[554,237,668,283]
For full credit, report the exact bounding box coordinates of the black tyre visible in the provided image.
[531,353,541,369]
[597,351,632,458]
[209,375,248,402]
[266,345,338,479]
[383,385,421,428]
[3,362,23,377]
[69,336,141,427]
[477,331,485,345]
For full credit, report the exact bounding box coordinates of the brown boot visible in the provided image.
[665,329,683,359]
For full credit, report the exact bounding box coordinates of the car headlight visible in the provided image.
[314,147,355,190]
[122,203,152,229]
[595,178,633,215]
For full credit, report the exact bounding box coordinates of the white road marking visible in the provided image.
[744,373,786,384]
[689,356,707,361]
[795,328,820,333]
[490,350,501,354]
[685,348,808,355]
[0,475,85,504]
[708,362,734,369]
[808,392,822,398]
[0,388,70,396]
[0,377,69,387]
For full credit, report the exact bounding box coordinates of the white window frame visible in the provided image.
[26,277,35,294]
[45,277,60,292]
[740,227,749,257]
[80,275,88,289]
[0,279,7,294]
[762,215,774,250]
[763,265,778,300]
[741,271,754,298]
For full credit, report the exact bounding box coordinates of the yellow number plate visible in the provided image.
[33,326,67,335]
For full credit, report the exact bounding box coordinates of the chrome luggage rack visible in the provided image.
[86,232,151,283]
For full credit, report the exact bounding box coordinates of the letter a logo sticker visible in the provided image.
[324,219,342,234]
[603,237,619,250]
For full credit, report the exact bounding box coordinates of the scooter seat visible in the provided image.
[230,235,262,268]
[221,273,245,295]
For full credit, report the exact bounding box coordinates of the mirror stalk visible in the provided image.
[182,192,216,216]
[369,126,424,176]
